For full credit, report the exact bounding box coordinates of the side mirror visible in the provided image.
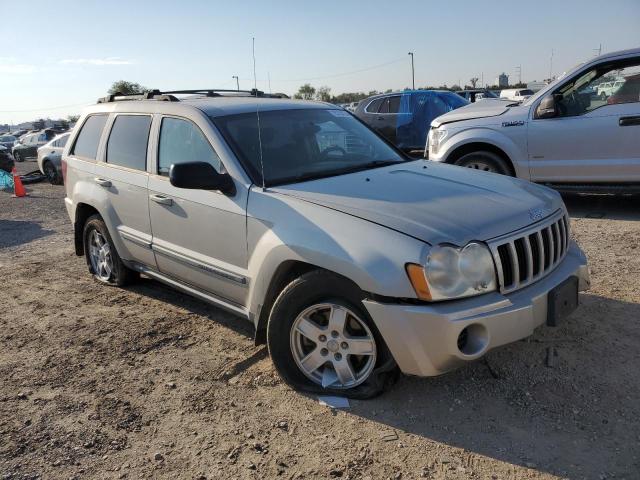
[535,94,559,119]
[169,162,236,196]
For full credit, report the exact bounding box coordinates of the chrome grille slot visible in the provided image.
[490,211,570,294]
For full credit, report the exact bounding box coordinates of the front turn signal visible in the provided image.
[405,263,432,301]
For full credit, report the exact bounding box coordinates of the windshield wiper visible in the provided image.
[272,160,402,186]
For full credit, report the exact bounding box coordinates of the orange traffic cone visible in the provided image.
[12,167,27,198]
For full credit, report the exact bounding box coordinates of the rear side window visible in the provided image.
[157,117,221,176]
[365,98,383,113]
[106,115,152,171]
[388,96,401,113]
[72,115,107,160]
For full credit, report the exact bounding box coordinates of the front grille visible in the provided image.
[489,211,570,294]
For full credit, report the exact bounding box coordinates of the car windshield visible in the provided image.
[213,108,408,187]
[0,135,16,142]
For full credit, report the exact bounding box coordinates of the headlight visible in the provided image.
[406,242,497,301]
[428,127,448,155]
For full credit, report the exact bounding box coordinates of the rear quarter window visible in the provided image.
[72,115,108,160]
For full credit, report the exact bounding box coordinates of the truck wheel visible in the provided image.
[267,270,398,399]
[43,160,62,185]
[455,151,512,176]
[83,215,138,287]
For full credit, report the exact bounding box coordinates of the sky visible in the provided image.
[1,0,639,124]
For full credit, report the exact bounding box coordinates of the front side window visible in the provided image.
[213,108,407,187]
[158,117,221,176]
[72,115,108,160]
[106,115,152,170]
[57,135,69,148]
[554,59,640,117]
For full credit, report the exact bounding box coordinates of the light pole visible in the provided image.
[232,75,239,91]
[408,52,415,90]
[515,65,522,85]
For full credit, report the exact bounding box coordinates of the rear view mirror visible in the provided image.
[169,162,236,195]
[535,94,559,119]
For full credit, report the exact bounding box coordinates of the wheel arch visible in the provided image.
[446,142,516,176]
[253,260,364,345]
[74,203,101,256]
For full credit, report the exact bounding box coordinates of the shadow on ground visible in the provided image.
[563,192,640,220]
[348,293,640,478]
[0,219,53,249]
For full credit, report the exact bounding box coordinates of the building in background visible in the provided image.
[496,73,509,88]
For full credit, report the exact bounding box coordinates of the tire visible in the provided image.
[13,151,22,162]
[267,270,399,399]
[600,92,606,100]
[455,150,513,176]
[83,215,138,287]
[43,160,62,185]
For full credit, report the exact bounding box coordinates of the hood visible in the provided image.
[272,161,562,246]
[431,99,517,127]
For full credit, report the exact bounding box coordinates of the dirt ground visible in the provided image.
[1,161,639,480]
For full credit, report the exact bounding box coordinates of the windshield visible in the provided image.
[213,108,408,186]
[0,135,16,142]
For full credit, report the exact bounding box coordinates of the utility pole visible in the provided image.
[515,65,522,85]
[232,75,239,91]
[593,44,602,56]
[408,52,415,90]
[549,49,554,81]
[268,72,272,94]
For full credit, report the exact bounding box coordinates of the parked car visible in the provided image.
[0,145,14,173]
[455,89,498,103]
[37,132,70,184]
[62,88,589,398]
[345,101,360,112]
[606,73,640,104]
[354,90,468,152]
[499,88,534,102]
[427,48,640,191]
[12,129,57,161]
[10,129,29,139]
[597,79,624,99]
[0,134,17,151]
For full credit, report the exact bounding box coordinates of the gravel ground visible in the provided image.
[1,161,639,480]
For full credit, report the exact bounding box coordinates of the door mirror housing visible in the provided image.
[535,94,560,119]
[169,162,236,195]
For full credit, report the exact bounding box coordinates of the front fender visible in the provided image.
[440,127,529,179]
[245,188,426,322]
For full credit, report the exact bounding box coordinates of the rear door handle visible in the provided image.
[150,194,173,206]
[619,116,640,127]
[94,177,112,187]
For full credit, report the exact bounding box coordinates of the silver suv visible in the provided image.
[63,89,589,398]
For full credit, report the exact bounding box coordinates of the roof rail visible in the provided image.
[97,88,275,103]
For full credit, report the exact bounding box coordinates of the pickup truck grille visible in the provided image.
[489,211,570,294]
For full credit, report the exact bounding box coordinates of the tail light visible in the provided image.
[61,158,67,185]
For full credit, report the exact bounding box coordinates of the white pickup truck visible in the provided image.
[427,48,640,192]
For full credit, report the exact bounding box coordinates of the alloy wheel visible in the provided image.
[290,303,377,389]
[88,230,113,282]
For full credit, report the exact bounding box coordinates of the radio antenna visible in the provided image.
[252,36,266,191]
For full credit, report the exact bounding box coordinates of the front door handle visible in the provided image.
[94,177,112,187]
[619,116,640,127]
[150,194,173,206]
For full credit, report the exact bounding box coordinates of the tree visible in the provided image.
[469,77,479,89]
[294,84,316,100]
[66,114,80,124]
[108,80,147,95]
[315,86,331,102]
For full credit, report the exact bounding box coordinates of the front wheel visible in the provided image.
[83,215,138,286]
[13,151,22,162]
[455,151,513,176]
[267,270,398,399]
[600,92,607,100]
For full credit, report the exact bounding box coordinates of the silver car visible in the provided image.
[63,89,589,398]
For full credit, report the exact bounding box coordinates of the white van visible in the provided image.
[499,88,534,102]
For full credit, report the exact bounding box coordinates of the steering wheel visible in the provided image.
[321,146,347,158]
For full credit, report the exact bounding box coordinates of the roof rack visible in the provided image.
[96,88,282,104]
